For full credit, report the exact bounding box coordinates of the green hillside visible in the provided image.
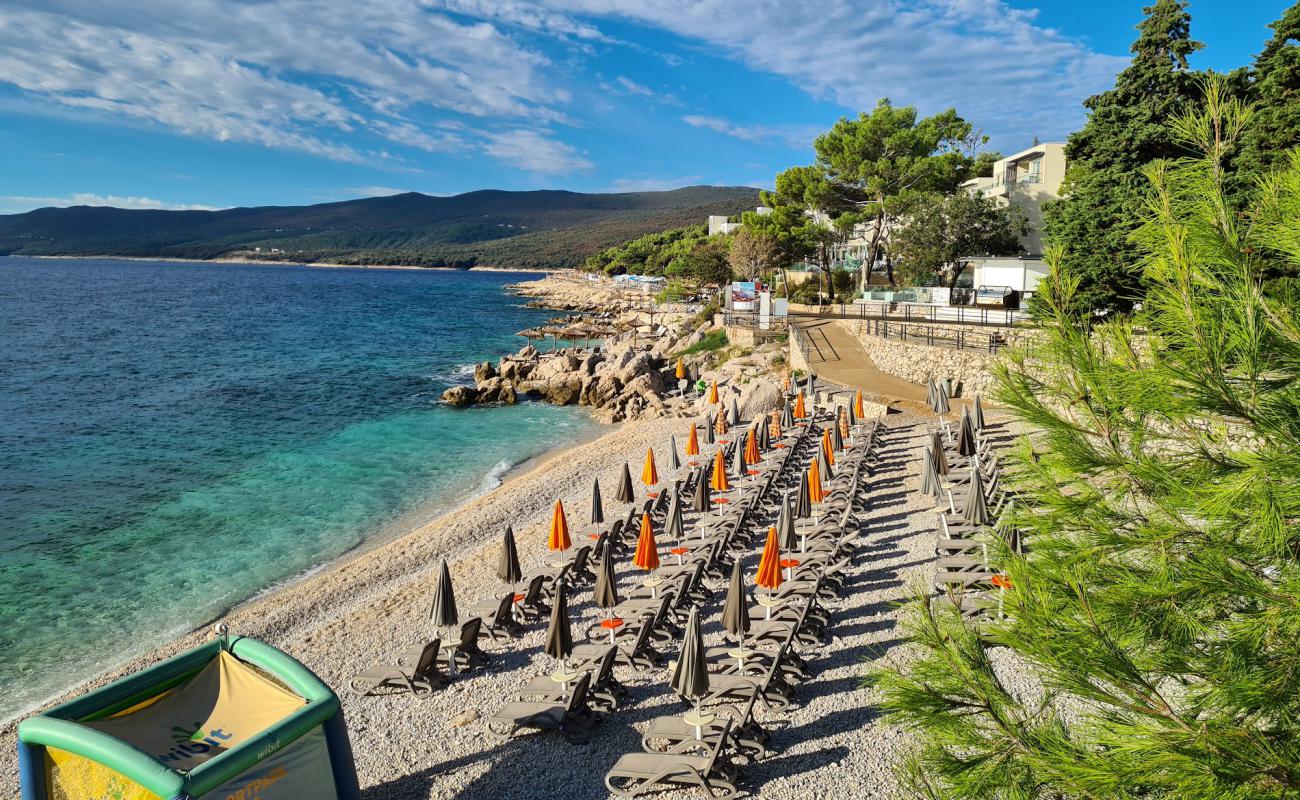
[0,186,758,268]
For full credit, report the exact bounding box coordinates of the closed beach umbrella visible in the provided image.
[732,431,747,476]
[756,527,782,592]
[498,526,522,585]
[957,407,976,457]
[821,429,836,466]
[668,435,681,471]
[819,442,834,480]
[589,479,604,526]
[854,389,865,420]
[721,559,750,642]
[665,484,685,540]
[708,380,719,404]
[729,396,741,426]
[671,607,711,725]
[715,409,729,436]
[544,583,574,664]
[778,492,798,551]
[710,449,730,492]
[548,499,572,552]
[962,466,990,526]
[919,447,942,499]
[926,378,937,409]
[805,372,816,399]
[744,427,761,465]
[794,471,812,519]
[808,458,825,504]
[832,418,844,451]
[685,425,700,457]
[935,383,951,414]
[931,431,949,476]
[704,413,716,445]
[430,559,459,628]
[793,392,807,420]
[847,401,857,427]
[615,462,634,503]
[692,469,712,513]
[781,399,795,429]
[633,512,660,571]
[974,394,986,431]
[642,447,660,487]
[757,416,771,451]
[675,358,686,380]
[594,554,620,611]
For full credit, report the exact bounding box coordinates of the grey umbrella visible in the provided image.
[935,383,951,415]
[847,401,857,427]
[926,378,937,409]
[931,431,949,476]
[430,559,459,628]
[805,372,815,399]
[615,462,634,503]
[962,466,990,526]
[919,447,942,499]
[665,484,685,541]
[778,492,798,551]
[590,478,605,526]
[781,399,795,429]
[757,416,770,451]
[957,407,977,457]
[670,606,711,725]
[832,417,844,451]
[593,554,620,644]
[704,412,716,445]
[498,526,522,585]
[544,583,574,664]
[794,470,812,519]
[668,435,681,471]
[692,468,712,513]
[729,396,741,426]
[721,559,751,645]
[973,394,986,432]
[819,440,834,480]
[733,430,748,476]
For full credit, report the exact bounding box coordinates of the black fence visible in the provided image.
[795,300,1023,328]
[860,319,1012,353]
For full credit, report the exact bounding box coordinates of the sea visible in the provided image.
[0,256,603,722]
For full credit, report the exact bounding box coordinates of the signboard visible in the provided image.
[758,292,771,330]
[773,298,788,318]
[930,287,951,305]
[730,281,757,311]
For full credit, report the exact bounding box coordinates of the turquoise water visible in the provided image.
[0,257,601,721]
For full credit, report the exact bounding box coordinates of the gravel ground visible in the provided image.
[1,408,949,799]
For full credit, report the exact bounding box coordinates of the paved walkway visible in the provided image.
[797,319,933,411]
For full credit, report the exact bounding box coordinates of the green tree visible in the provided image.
[1235,3,1300,200]
[890,191,1027,288]
[1042,0,1204,318]
[682,236,732,286]
[727,226,779,281]
[969,151,1003,179]
[872,83,1300,800]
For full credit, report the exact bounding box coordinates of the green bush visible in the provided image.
[678,329,728,355]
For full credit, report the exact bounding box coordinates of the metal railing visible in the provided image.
[721,311,789,330]
[859,319,1013,353]
[794,301,1025,328]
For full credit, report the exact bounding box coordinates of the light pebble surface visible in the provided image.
[0,408,945,799]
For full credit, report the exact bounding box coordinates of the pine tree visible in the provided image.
[1042,0,1203,317]
[1235,4,1300,203]
[871,81,1300,799]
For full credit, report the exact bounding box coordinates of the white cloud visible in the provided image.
[541,0,1127,146]
[483,129,594,174]
[681,115,822,149]
[607,175,704,192]
[0,193,221,213]
[346,186,415,198]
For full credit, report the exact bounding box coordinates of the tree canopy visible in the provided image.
[890,191,1027,289]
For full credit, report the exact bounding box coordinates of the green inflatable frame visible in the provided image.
[16,636,361,800]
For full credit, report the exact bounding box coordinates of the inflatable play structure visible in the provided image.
[17,630,361,800]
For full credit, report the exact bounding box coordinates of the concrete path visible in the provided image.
[796,319,933,411]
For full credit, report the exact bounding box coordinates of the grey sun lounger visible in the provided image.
[349,640,446,697]
[520,645,629,711]
[396,617,489,672]
[605,718,740,799]
[572,617,662,672]
[641,687,769,760]
[471,590,523,641]
[486,672,596,743]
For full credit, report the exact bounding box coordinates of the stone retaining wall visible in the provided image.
[835,319,1001,398]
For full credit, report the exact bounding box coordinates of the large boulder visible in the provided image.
[442,385,478,407]
[474,361,497,382]
[737,379,783,421]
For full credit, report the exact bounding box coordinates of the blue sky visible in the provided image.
[0,0,1290,213]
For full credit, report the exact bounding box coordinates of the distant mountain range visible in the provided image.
[0,186,759,269]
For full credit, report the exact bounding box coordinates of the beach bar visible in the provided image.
[17,634,360,800]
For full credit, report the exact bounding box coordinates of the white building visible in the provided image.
[707,206,771,236]
[960,141,1067,257]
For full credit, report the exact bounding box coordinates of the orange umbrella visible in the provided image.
[744,427,761,465]
[821,429,836,465]
[793,392,807,420]
[710,449,730,492]
[808,459,825,504]
[641,447,659,487]
[684,424,700,456]
[854,389,865,419]
[548,499,571,552]
[715,411,729,435]
[755,526,782,590]
[708,381,719,404]
[675,358,686,380]
[839,408,850,439]
[633,512,660,571]
[783,375,791,394]
[770,413,782,442]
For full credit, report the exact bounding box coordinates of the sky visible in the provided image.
[0,0,1291,214]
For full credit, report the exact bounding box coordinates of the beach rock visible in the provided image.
[519,344,538,359]
[474,361,497,382]
[442,385,478,407]
[475,377,517,404]
[527,378,582,405]
[738,380,782,420]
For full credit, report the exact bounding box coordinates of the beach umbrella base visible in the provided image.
[683,707,716,741]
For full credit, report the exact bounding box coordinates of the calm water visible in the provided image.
[0,257,601,720]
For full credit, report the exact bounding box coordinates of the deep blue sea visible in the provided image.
[0,257,601,720]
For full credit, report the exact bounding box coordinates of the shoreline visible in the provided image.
[10,253,571,274]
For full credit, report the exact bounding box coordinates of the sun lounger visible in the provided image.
[641,688,769,760]
[471,591,523,641]
[485,672,596,743]
[522,645,629,711]
[349,640,446,696]
[572,618,662,672]
[605,718,740,799]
